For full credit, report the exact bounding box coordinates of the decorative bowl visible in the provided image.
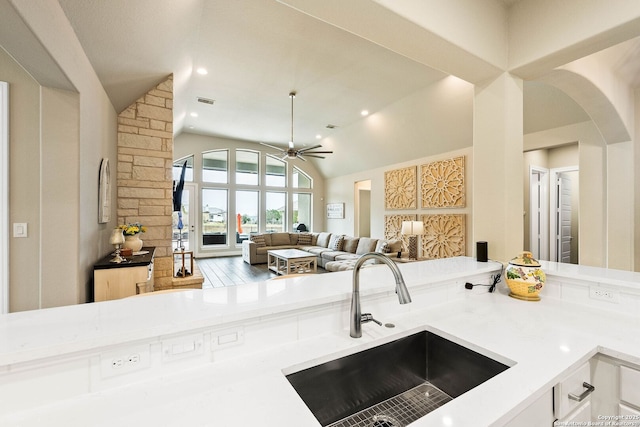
[505,251,546,301]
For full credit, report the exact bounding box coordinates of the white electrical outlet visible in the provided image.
[100,344,151,378]
[589,285,620,304]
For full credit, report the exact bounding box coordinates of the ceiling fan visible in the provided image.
[260,91,333,161]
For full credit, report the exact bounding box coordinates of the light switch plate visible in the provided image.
[13,223,27,238]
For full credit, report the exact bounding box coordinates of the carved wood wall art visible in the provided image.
[384,166,417,210]
[421,156,465,208]
[420,214,466,259]
[384,214,416,252]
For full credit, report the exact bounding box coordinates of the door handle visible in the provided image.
[568,382,595,402]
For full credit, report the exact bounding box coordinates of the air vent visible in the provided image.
[197,97,215,105]
[325,124,338,129]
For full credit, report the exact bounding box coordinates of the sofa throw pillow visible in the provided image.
[316,232,332,248]
[297,233,312,245]
[342,236,360,253]
[329,234,345,251]
[356,237,378,255]
[270,232,291,246]
[250,234,266,247]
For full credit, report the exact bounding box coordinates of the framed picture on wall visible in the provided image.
[327,203,344,219]
[98,158,111,223]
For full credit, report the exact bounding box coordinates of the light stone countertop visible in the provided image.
[1,257,640,426]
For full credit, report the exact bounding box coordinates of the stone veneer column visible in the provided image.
[117,75,174,290]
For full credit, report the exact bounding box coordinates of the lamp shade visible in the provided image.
[401,221,424,235]
[109,227,125,245]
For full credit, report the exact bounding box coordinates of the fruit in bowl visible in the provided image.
[505,251,546,301]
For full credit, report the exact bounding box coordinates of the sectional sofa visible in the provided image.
[241,232,403,271]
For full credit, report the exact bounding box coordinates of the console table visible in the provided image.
[93,247,155,301]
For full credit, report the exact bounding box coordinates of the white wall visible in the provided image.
[0,47,41,311]
[316,77,474,179]
[1,1,118,311]
[608,141,634,270]
[41,88,80,308]
[636,89,640,272]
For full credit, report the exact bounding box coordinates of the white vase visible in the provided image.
[123,234,143,252]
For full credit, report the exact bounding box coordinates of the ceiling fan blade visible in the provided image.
[300,150,333,155]
[260,142,286,152]
[295,153,308,161]
[302,154,326,159]
[297,144,323,153]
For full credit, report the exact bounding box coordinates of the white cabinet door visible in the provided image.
[620,403,640,417]
[555,362,593,420]
[621,366,640,408]
[561,401,591,423]
[503,389,553,427]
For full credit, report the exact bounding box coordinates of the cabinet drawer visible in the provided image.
[620,366,640,408]
[555,362,593,419]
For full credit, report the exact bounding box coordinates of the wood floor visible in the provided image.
[196,256,328,289]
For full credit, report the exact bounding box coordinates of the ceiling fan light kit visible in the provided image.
[260,91,333,161]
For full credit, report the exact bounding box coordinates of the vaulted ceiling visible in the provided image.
[53,0,638,176]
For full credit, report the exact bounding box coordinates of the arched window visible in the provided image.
[202,149,228,183]
[236,149,259,185]
[265,155,286,187]
[196,148,315,250]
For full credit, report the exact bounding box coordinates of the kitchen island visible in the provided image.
[1,257,639,426]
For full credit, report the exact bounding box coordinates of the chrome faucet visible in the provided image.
[350,252,412,338]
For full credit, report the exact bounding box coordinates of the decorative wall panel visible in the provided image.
[420,214,466,259]
[421,156,465,208]
[384,214,416,251]
[385,166,417,210]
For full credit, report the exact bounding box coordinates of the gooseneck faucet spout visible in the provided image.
[350,252,412,338]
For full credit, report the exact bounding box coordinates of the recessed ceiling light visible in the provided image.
[196,67,208,75]
[315,134,322,140]
[190,112,198,118]
[361,110,369,116]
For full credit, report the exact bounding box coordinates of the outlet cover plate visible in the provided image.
[100,344,151,378]
[162,333,204,362]
[589,285,620,304]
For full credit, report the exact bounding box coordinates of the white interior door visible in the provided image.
[549,167,578,263]
[1,82,8,314]
[529,167,549,260]
[558,173,573,263]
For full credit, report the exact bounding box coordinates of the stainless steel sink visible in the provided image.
[285,330,510,426]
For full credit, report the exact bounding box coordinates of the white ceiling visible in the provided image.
[57,0,448,148]
[54,0,638,175]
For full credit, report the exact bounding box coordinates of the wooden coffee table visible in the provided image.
[267,249,317,275]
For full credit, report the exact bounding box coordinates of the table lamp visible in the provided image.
[109,227,126,263]
[401,220,424,260]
